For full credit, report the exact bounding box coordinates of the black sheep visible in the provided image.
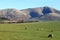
[48,34,53,38]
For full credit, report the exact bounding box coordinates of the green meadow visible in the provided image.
[0,21,60,40]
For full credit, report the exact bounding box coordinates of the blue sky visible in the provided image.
[0,0,60,10]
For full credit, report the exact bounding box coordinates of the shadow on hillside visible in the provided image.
[42,7,52,15]
[30,11,39,18]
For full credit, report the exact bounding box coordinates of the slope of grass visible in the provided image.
[0,21,60,40]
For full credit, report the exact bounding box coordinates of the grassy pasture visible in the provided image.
[0,21,60,40]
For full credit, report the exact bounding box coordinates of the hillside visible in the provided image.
[0,6,60,22]
[21,6,60,21]
[0,9,30,22]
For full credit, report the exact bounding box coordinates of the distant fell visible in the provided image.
[0,6,60,22]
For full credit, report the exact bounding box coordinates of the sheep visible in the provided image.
[48,34,53,38]
[51,29,53,32]
[25,27,27,30]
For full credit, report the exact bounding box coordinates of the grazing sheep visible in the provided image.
[25,27,27,30]
[48,34,53,38]
[51,29,53,32]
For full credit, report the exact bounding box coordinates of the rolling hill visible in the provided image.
[0,6,60,22]
[21,6,60,21]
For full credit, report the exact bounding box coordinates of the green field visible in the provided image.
[0,21,60,40]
